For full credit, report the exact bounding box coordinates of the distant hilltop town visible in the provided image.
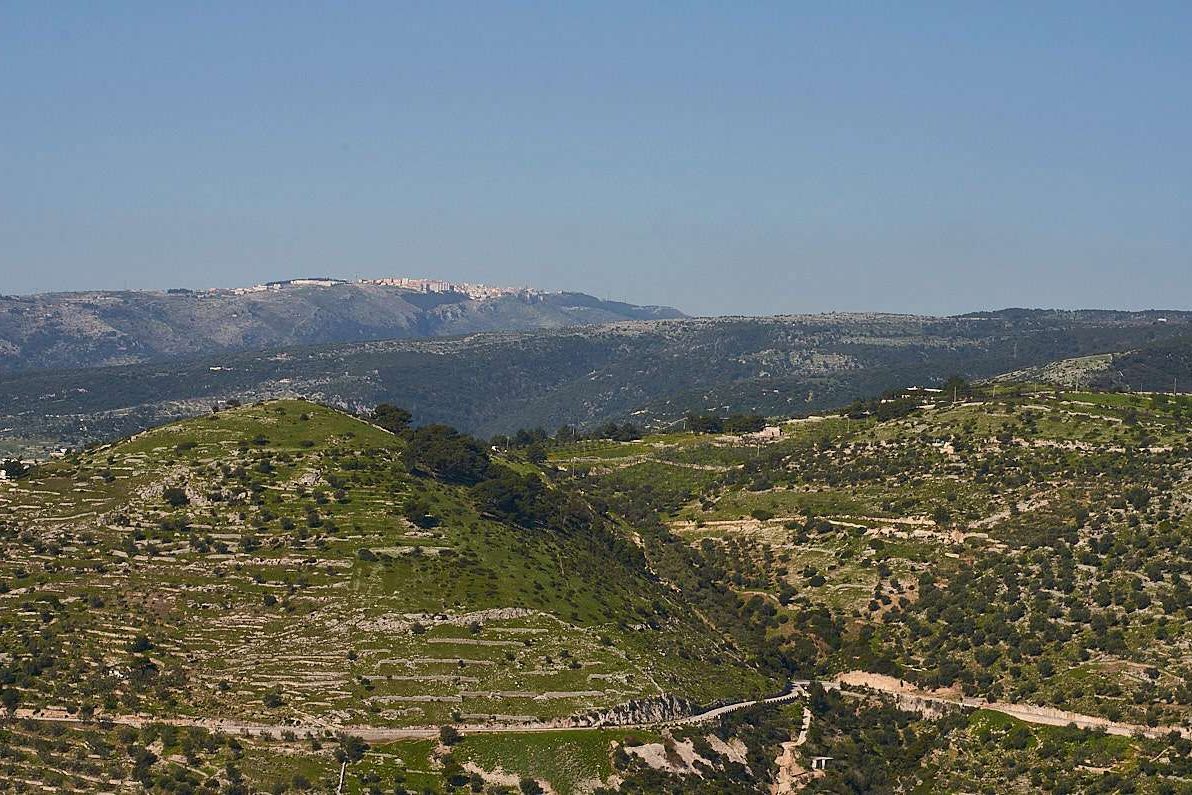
[230,277,537,301]
[363,277,536,300]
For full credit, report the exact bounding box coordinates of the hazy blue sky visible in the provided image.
[2,3,1189,315]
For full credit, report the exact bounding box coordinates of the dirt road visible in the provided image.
[9,673,1186,743]
[828,671,1190,740]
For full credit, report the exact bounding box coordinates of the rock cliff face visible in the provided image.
[574,694,696,726]
[0,283,683,372]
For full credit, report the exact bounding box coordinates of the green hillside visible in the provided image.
[0,401,772,791]
[4,309,1191,457]
[547,385,1191,792]
[2,388,1190,793]
[558,387,1192,727]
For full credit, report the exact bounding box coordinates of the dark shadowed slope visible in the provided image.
[2,309,1189,455]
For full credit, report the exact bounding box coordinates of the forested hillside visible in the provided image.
[2,309,1188,456]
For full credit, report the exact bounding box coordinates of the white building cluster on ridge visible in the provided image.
[228,277,538,300]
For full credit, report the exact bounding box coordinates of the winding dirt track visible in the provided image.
[8,673,1186,742]
[828,671,1191,740]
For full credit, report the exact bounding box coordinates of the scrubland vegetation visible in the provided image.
[0,383,1188,792]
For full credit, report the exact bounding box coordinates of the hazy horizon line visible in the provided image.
[3,277,1188,320]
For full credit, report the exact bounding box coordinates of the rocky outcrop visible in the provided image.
[573,694,695,726]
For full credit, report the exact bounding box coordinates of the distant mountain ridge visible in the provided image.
[3,308,1189,456]
[0,278,684,372]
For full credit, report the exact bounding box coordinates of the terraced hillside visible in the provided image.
[2,388,1191,793]
[557,387,1192,727]
[0,401,771,791]
[542,385,1192,791]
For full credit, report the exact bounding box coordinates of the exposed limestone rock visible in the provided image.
[573,694,694,726]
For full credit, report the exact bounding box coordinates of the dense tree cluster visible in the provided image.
[403,424,492,484]
[685,412,767,434]
[0,459,29,479]
[368,403,412,434]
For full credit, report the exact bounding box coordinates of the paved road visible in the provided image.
[665,681,809,726]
